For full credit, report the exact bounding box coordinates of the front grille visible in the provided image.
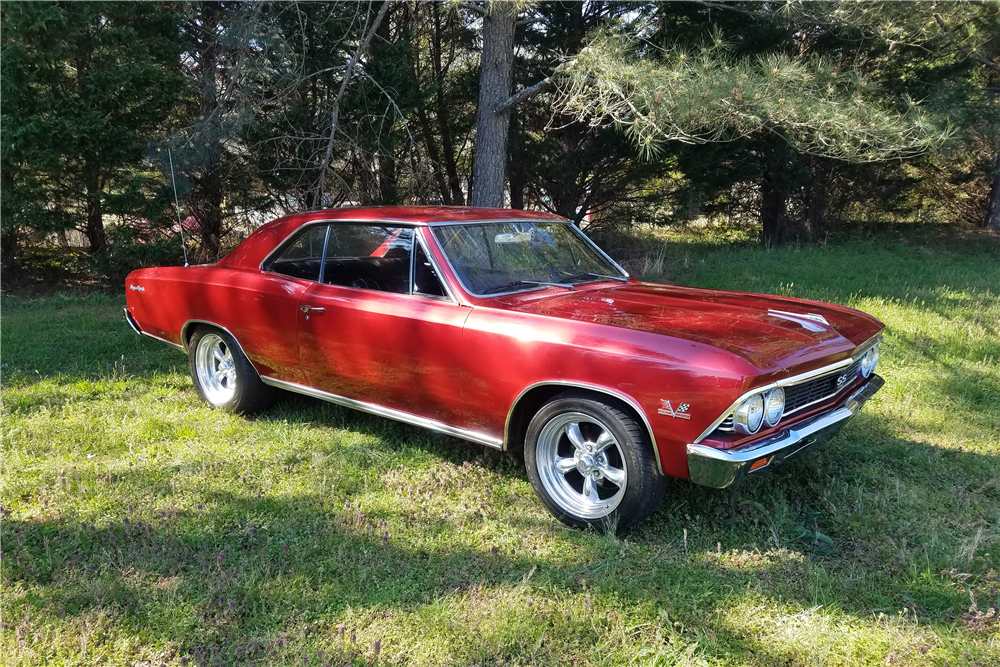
[712,358,863,435]
[784,359,861,415]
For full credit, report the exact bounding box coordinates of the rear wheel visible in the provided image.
[189,327,273,414]
[524,392,667,532]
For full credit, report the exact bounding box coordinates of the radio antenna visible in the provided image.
[168,146,190,267]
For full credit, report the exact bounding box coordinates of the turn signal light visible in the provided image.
[749,456,773,472]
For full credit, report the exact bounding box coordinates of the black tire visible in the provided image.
[524,391,667,532]
[188,327,274,414]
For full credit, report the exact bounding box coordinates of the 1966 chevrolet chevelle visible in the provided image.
[125,206,884,530]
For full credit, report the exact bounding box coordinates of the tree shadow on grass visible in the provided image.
[0,483,968,667]
[4,412,997,665]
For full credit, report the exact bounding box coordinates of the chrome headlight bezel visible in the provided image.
[860,343,879,378]
[763,387,785,427]
[733,392,765,435]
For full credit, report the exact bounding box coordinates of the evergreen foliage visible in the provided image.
[1,0,997,276]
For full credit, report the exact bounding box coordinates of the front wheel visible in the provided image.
[189,327,273,414]
[524,392,667,532]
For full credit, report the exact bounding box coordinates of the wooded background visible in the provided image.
[3,0,999,276]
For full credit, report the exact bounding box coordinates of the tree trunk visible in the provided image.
[805,159,827,242]
[470,5,516,208]
[761,168,789,247]
[374,13,399,205]
[508,106,526,210]
[84,156,107,254]
[415,107,452,203]
[1,228,17,277]
[432,3,466,206]
[198,171,224,259]
[985,149,1000,233]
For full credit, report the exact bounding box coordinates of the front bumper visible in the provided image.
[686,374,884,488]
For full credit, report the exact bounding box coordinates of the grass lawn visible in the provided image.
[2,226,999,666]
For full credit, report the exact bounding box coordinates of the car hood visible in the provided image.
[503,282,883,372]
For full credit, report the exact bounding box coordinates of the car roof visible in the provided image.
[217,206,569,270]
[275,205,568,226]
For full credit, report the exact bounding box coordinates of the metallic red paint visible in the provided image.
[125,206,884,481]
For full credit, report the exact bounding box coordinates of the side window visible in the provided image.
[413,240,447,298]
[268,225,329,282]
[323,225,413,294]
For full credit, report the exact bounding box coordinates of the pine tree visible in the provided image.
[1,2,184,258]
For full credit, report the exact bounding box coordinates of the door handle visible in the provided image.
[299,305,325,314]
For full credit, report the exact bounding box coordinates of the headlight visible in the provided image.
[733,393,765,434]
[860,344,879,378]
[763,387,785,427]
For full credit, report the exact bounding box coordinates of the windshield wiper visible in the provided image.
[481,280,575,295]
[559,272,628,285]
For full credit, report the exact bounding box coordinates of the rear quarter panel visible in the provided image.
[124,266,309,383]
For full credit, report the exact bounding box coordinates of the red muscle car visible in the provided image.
[124,206,884,530]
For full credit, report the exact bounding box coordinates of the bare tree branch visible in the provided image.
[313,0,392,207]
[455,1,487,18]
[495,62,573,115]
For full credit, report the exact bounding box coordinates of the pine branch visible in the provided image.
[933,12,1000,73]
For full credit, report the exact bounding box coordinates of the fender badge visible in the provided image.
[129,284,145,292]
[658,400,691,419]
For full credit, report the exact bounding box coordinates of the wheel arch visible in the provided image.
[181,320,263,379]
[505,381,664,475]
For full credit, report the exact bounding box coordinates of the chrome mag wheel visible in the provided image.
[194,333,237,405]
[535,411,628,519]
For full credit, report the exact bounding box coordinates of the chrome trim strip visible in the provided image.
[179,319,256,372]
[259,219,332,271]
[123,307,143,335]
[414,229,460,303]
[781,360,863,419]
[260,376,504,450]
[692,336,882,444]
[258,216,565,272]
[687,374,883,488]
[125,307,186,351]
[429,219,629,299]
[257,221,461,305]
[504,380,663,475]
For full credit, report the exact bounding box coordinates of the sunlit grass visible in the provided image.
[3,227,999,665]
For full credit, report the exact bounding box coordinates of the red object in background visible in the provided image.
[124,206,884,529]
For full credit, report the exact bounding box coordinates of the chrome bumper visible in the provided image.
[123,307,142,335]
[686,374,884,488]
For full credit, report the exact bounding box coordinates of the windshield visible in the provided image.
[431,221,627,296]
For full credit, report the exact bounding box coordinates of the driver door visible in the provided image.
[296,224,471,426]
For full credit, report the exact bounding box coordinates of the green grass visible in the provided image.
[3,227,999,666]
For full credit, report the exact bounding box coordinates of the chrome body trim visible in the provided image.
[504,380,663,475]
[179,319,255,368]
[780,359,863,419]
[257,220,461,305]
[687,374,884,488]
[125,307,186,351]
[257,216,565,272]
[123,307,142,335]
[259,376,504,450]
[692,337,883,444]
[429,220,630,299]
[414,229,460,303]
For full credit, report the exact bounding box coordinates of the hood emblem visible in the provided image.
[658,400,691,419]
[129,284,145,292]
[768,309,829,332]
